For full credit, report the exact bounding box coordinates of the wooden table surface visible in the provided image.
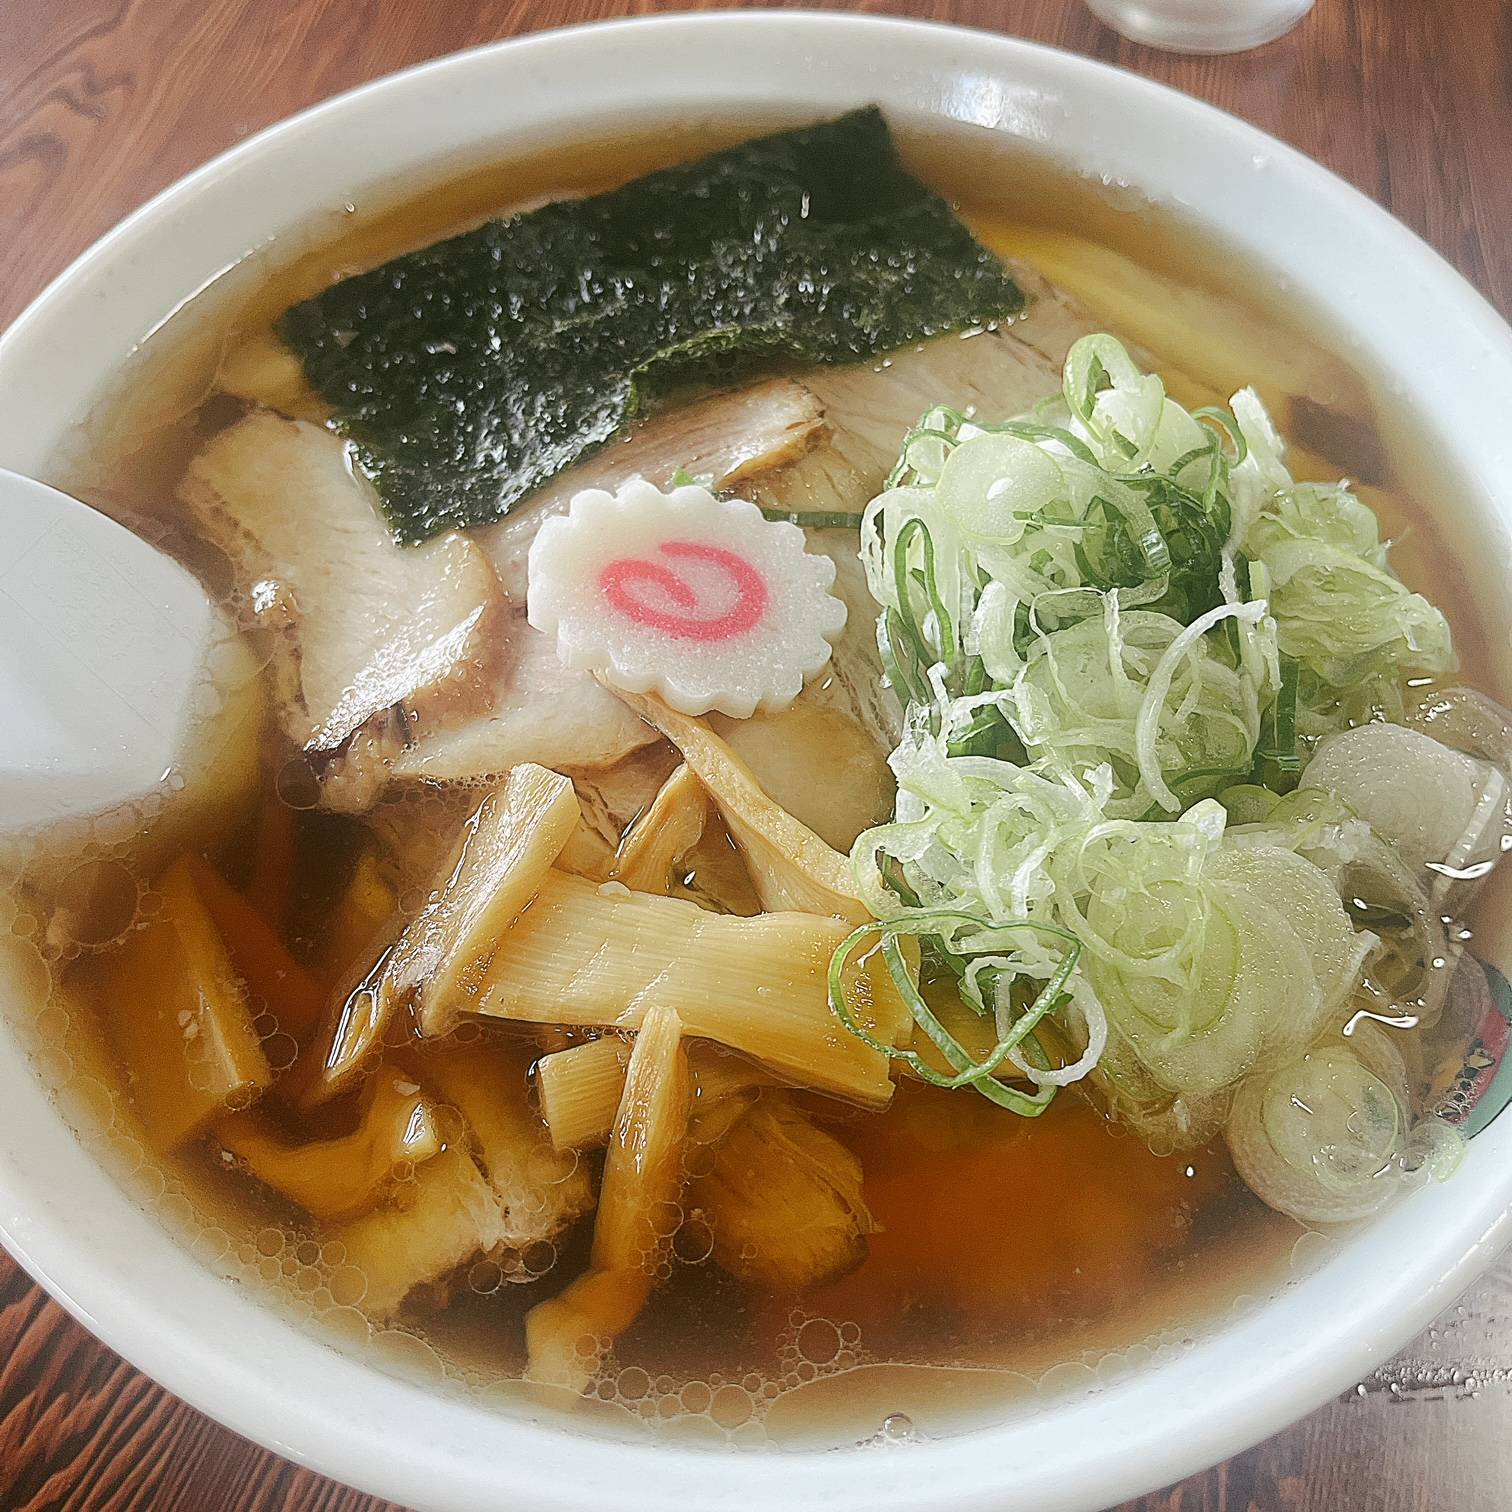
[3,1,1511,1508]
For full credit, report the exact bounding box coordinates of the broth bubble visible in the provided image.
[275,758,322,810]
[709,1384,754,1429]
[672,1214,714,1265]
[796,1318,842,1366]
[329,1266,368,1306]
[47,858,139,948]
[254,1226,286,1258]
[524,1241,558,1278]
[262,1032,299,1071]
[650,1199,683,1239]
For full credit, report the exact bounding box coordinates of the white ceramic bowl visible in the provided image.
[3,13,1511,1511]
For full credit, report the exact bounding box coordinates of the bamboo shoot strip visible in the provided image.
[278,109,1024,542]
[215,1068,444,1221]
[393,764,581,1036]
[306,764,580,1104]
[526,1003,691,1392]
[607,763,708,896]
[556,820,617,881]
[608,687,867,923]
[536,1036,632,1152]
[472,870,908,1107]
[183,854,325,1043]
[316,851,400,994]
[102,857,272,1151]
[537,1037,771,1152]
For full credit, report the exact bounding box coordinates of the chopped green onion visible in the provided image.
[759,508,866,529]
[827,909,1080,1113]
[842,332,1463,1157]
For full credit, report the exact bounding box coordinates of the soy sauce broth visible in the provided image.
[10,113,1507,1449]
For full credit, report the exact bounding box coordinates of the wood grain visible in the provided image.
[2,2,1510,1509]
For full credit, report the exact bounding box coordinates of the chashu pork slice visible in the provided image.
[476,378,826,600]
[318,612,666,811]
[386,613,660,782]
[180,412,501,753]
[734,265,1095,777]
[749,262,1093,522]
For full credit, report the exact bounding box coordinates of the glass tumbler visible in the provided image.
[1084,0,1315,53]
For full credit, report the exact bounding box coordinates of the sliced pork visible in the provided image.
[476,378,825,600]
[179,413,500,753]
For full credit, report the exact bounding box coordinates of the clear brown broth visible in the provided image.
[18,116,1506,1447]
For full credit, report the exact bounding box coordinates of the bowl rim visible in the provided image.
[3,11,1512,1512]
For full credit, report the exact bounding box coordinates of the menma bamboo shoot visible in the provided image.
[215,1067,443,1220]
[102,857,271,1150]
[525,1003,690,1391]
[472,869,907,1107]
[607,689,867,923]
[306,764,578,1102]
[607,763,707,896]
[537,1037,769,1151]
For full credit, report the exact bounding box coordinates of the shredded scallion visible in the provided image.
[827,333,1464,1145]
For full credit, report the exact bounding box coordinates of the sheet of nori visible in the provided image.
[277,108,1025,542]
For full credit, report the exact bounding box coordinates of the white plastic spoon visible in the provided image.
[0,468,257,843]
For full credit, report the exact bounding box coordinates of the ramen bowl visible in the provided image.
[1,12,1511,1511]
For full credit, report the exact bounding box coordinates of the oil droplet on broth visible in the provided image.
[795,1317,843,1367]
[46,858,140,948]
[274,761,321,812]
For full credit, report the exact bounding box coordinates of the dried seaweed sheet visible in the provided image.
[277,109,1024,542]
